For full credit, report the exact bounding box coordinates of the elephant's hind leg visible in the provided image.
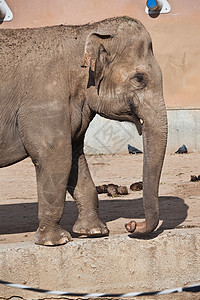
[68,144,109,237]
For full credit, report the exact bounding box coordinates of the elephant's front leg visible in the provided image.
[18,95,73,246]
[34,149,73,246]
[68,146,109,236]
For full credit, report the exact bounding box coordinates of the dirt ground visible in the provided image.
[0,152,200,244]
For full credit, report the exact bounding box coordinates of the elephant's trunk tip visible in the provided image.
[125,220,136,232]
[125,219,159,234]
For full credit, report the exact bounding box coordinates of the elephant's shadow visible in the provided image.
[0,196,188,237]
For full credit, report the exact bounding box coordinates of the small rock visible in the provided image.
[130,181,143,191]
[190,175,200,181]
[190,175,198,182]
[96,183,129,196]
[117,186,128,195]
[96,184,108,194]
[107,184,119,197]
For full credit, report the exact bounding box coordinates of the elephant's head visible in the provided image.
[84,19,168,235]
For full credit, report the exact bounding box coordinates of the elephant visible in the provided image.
[0,16,167,246]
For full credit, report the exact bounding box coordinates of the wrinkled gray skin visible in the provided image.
[0,17,167,245]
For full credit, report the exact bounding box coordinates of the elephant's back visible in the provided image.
[0,16,144,68]
[0,27,70,71]
[0,16,145,77]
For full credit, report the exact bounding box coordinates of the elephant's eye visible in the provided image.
[135,73,144,83]
[130,73,147,89]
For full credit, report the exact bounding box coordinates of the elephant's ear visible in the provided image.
[95,44,109,90]
[82,33,113,90]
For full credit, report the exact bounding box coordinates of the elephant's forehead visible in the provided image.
[112,33,152,63]
[117,24,151,43]
[125,38,151,57]
[112,46,152,74]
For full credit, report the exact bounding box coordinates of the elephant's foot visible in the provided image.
[125,220,156,235]
[34,225,72,246]
[73,214,109,237]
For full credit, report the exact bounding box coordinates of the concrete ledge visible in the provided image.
[0,229,200,299]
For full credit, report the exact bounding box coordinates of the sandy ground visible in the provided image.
[0,152,200,244]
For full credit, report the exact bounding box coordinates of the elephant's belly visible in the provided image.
[0,128,28,168]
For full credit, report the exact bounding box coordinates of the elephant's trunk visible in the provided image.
[126,96,168,234]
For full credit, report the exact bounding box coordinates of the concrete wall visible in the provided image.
[167,108,200,153]
[1,0,200,153]
[85,109,200,154]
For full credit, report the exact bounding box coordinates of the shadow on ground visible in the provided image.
[0,196,188,237]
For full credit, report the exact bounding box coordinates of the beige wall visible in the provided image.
[1,0,200,108]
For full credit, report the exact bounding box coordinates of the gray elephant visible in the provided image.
[0,17,167,246]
